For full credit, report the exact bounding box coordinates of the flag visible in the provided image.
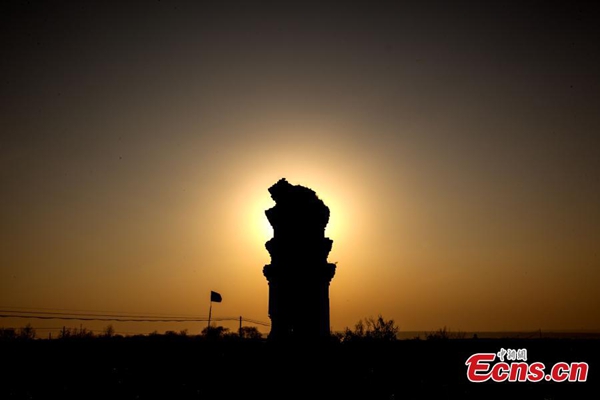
[210,291,222,303]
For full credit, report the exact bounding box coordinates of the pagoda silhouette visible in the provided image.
[263,178,336,340]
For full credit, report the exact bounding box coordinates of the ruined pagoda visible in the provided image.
[263,178,337,340]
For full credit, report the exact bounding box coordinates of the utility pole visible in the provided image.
[239,316,242,338]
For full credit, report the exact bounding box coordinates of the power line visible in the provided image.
[0,306,271,326]
[0,307,271,326]
[0,313,270,326]
[241,318,271,327]
[0,314,208,322]
[0,309,207,320]
[0,306,208,319]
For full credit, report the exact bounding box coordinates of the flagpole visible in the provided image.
[207,301,212,331]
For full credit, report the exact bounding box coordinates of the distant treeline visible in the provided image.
[4,316,598,343]
[0,323,264,341]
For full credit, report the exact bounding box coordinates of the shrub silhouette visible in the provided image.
[58,326,94,339]
[340,315,399,342]
[426,326,466,340]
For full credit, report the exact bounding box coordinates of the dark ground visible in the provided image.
[2,337,598,399]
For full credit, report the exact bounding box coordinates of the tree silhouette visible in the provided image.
[18,324,36,340]
[201,325,229,339]
[0,327,16,340]
[238,326,263,340]
[103,324,115,338]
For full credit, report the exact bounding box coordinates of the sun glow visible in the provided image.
[261,212,274,243]
[229,170,356,259]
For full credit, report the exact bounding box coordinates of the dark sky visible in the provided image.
[1,0,599,333]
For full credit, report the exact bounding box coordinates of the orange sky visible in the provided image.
[1,1,599,336]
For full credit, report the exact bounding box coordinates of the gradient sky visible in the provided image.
[1,1,599,335]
